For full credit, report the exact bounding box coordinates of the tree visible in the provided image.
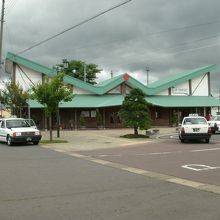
[31,72,73,141]
[118,88,151,135]
[0,81,29,117]
[56,60,102,84]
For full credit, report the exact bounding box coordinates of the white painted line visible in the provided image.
[69,153,87,158]
[144,151,182,155]
[54,149,66,153]
[190,148,220,152]
[90,159,110,165]
[122,167,148,174]
[120,141,153,146]
[182,164,220,171]
[168,178,205,188]
[98,154,121,157]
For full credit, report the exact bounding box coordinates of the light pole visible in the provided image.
[0,0,5,67]
[146,66,150,85]
[62,59,68,70]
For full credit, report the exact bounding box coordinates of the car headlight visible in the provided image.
[12,132,21,137]
[35,131,40,135]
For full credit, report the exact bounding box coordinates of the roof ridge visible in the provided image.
[6,52,54,73]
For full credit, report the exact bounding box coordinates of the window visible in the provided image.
[1,121,5,128]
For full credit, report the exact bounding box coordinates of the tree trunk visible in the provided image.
[56,109,60,138]
[49,113,53,142]
[134,126,138,135]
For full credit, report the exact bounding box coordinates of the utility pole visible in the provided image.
[84,63,86,82]
[146,66,150,85]
[0,0,5,66]
[110,70,113,79]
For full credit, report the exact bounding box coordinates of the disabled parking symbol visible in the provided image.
[181,164,220,171]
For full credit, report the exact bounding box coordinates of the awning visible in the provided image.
[28,95,125,108]
[146,95,220,107]
[28,94,220,109]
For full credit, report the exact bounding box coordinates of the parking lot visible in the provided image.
[75,135,220,187]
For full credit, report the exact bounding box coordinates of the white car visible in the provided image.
[208,115,220,134]
[0,118,42,146]
[179,115,212,143]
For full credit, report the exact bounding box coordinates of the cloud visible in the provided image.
[3,0,220,95]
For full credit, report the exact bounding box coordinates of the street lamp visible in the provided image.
[62,59,68,69]
[146,66,150,85]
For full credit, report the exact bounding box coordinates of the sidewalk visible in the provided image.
[41,127,178,151]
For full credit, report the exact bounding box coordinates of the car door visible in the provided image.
[0,120,7,142]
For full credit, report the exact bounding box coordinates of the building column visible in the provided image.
[74,109,77,130]
[44,111,47,131]
[103,109,106,129]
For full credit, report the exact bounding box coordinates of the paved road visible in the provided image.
[77,139,220,187]
[1,142,220,220]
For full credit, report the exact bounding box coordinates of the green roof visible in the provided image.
[6,52,218,100]
[146,95,220,107]
[145,65,217,95]
[6,52,56,77]
[28,94,220,108]
[29,95,125,108]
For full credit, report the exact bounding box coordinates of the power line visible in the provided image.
[16,0,132,55]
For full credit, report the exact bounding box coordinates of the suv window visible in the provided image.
[1,120,5,128]
[183,117,207,125]
[6,119,31,129]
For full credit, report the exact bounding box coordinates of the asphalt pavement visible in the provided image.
[1,136,220,220]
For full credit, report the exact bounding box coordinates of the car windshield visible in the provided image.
[211,116,220,121]
[25,119,36,127]
[183,117,207,125]
[6,119,31,129]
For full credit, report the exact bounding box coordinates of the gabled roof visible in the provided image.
[94,73,147,95]
[6,52,56,77]
[145,64,217,95]
[5,52,147,95]
[6,52,217,96]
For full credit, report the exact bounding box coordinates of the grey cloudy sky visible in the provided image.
[2,0,220,96]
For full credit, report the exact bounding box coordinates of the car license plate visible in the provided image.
[193,128,200,132]
[26,137,32,142]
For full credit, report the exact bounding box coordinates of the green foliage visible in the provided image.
[118,88,151,135]
[171,111,178,125]
[31,72,73,141]
[96,110,103,126]
[31,72,73,115]
[79,114,86,127]
[56,60,102,84]
[0,81,29,117]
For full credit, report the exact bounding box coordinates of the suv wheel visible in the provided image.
[7,136,13,146]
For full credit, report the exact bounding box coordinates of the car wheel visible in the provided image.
[33,141,39,145]
[181,139,184,143]
[7,136,13,146]
[205,138,210,143]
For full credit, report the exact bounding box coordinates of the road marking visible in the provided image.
[96,148,220,158]
[182,164,220,171]
[120,140,153,146]
[190,147,220,152]
[99,154,121,157]
[122,167,149,174]
[40,145,220,195]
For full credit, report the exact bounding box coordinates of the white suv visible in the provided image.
[0,118,41,146]
[179,115,212,143]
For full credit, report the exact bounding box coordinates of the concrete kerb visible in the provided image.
[40,127,178,151]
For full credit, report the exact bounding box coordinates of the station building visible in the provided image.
[5,52,220,129]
